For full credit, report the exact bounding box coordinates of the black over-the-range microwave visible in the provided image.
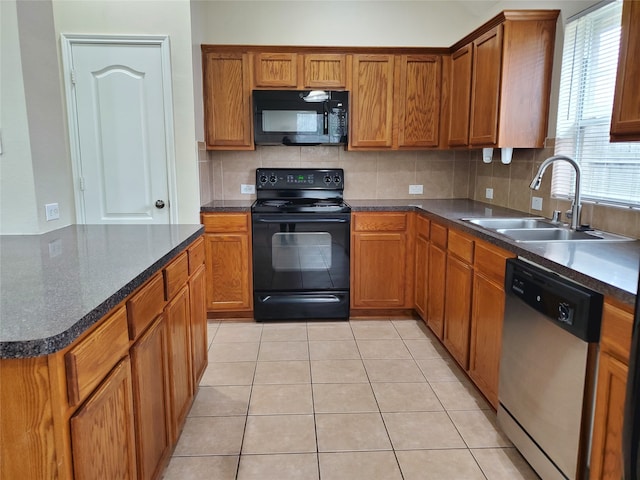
[253,90,348,146]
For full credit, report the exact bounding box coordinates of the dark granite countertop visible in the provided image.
[0,224,204,359]
[201,200,254,212]
[200,198,639,305]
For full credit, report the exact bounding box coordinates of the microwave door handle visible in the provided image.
[323,104,329,135]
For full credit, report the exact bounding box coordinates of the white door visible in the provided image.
[62,35,176,224]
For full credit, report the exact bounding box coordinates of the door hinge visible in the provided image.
[79,176,85,191]
[70,69,77,85]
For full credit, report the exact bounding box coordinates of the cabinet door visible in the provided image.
[253,52,298,88]
[414,232,429,320]
[202,51,252,149]
[165,285,193,442]
[397,55,441,148]
[352,232,406,307]
[130,316,171,480]
[610,0,640,141]
[590,352,628,480]
[590,300,633,480]
[204,233,252,311]
[448,45,473,146]
[303,54,347,88]
[469,25,502,146]
[189,264,208,387]
[468,272,504,408]
[70,357,137,480]
[443,255,473,368]
[427,243,446,339]
[350,54,395,148]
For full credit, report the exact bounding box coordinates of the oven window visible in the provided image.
[272,232,331,271]
[262,111,318,133]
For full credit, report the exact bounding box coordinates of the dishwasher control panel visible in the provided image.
[505,258,603,342]
[510,276,576,325]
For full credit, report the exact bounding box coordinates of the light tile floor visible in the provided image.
[163,319,540,480]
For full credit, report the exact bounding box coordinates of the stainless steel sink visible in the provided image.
[463,217,557,230]
[462,216,634,243]
[495,228,632,242]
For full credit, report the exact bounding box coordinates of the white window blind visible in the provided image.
[553,0,640,208]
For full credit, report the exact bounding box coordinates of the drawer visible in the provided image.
[127,273,166,340]
[164,252,189,300]
[430,222,447,248]
[415,215,430,239]
[601,300,634,361]
[448,229,474,263]
[474,240,514,284]
[201,213,249,233]
[188,236,205,274]
[353,213,407,232]
[66,306,130,407]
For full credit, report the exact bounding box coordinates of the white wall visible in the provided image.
[52,0,201,224]
[1,0,75,235]
[0,0,40,234]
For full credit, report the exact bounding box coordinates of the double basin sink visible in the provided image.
[462,217,633,243]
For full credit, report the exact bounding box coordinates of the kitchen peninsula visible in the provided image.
[0,223,205,480]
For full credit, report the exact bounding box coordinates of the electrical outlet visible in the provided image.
[485,188,494,200]
[532,196,543,211]
[45,203,59,221]
[241,184,255,194]
[409,184,423,195]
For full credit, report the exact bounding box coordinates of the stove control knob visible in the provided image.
[269,175,277,184]
[324,175,332,184]
[334,175,341,184]
[259,175,268,184]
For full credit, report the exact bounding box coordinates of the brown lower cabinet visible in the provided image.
[0,236,206,480]
[443,229,475,369]
[590,299,634,480]
[130,315,171,480]
[201,213,253,314]
[427,222,447,338]
[70,356,138,480]
[351,212,414,311]
[414,217,514,408]
[468,242,514,409]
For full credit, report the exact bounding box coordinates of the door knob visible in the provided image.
[155,200,165,209]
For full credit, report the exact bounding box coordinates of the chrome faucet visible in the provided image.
[529,155,582,230]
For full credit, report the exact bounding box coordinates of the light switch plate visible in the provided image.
[409,184,423,195]
[45,203,59,221]
[485,188,494,200]
[532,196,543,211]
[241,184,255,194]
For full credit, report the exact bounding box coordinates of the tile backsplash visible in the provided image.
[200,144,640,239]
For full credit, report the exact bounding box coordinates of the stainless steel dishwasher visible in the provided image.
[498,258,603,480]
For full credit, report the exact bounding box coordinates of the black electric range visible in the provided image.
[251,168,351,321]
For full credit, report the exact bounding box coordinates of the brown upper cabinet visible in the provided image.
[350,53,444,150]
[253,52,298,87]
[610,0,640,142]
[303,54,348,89]
[202,9,559,151]
[350,54,396,148]
[396,54,443,148]
[447,10,559,148]
[202,49,253,150]
[253,52,348,89]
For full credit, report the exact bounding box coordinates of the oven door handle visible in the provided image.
[255,217,350,224]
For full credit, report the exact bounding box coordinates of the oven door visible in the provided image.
[252,212,350,320]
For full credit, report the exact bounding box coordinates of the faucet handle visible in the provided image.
[551,210,562,222]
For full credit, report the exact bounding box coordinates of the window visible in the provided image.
[553,0,640,208]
